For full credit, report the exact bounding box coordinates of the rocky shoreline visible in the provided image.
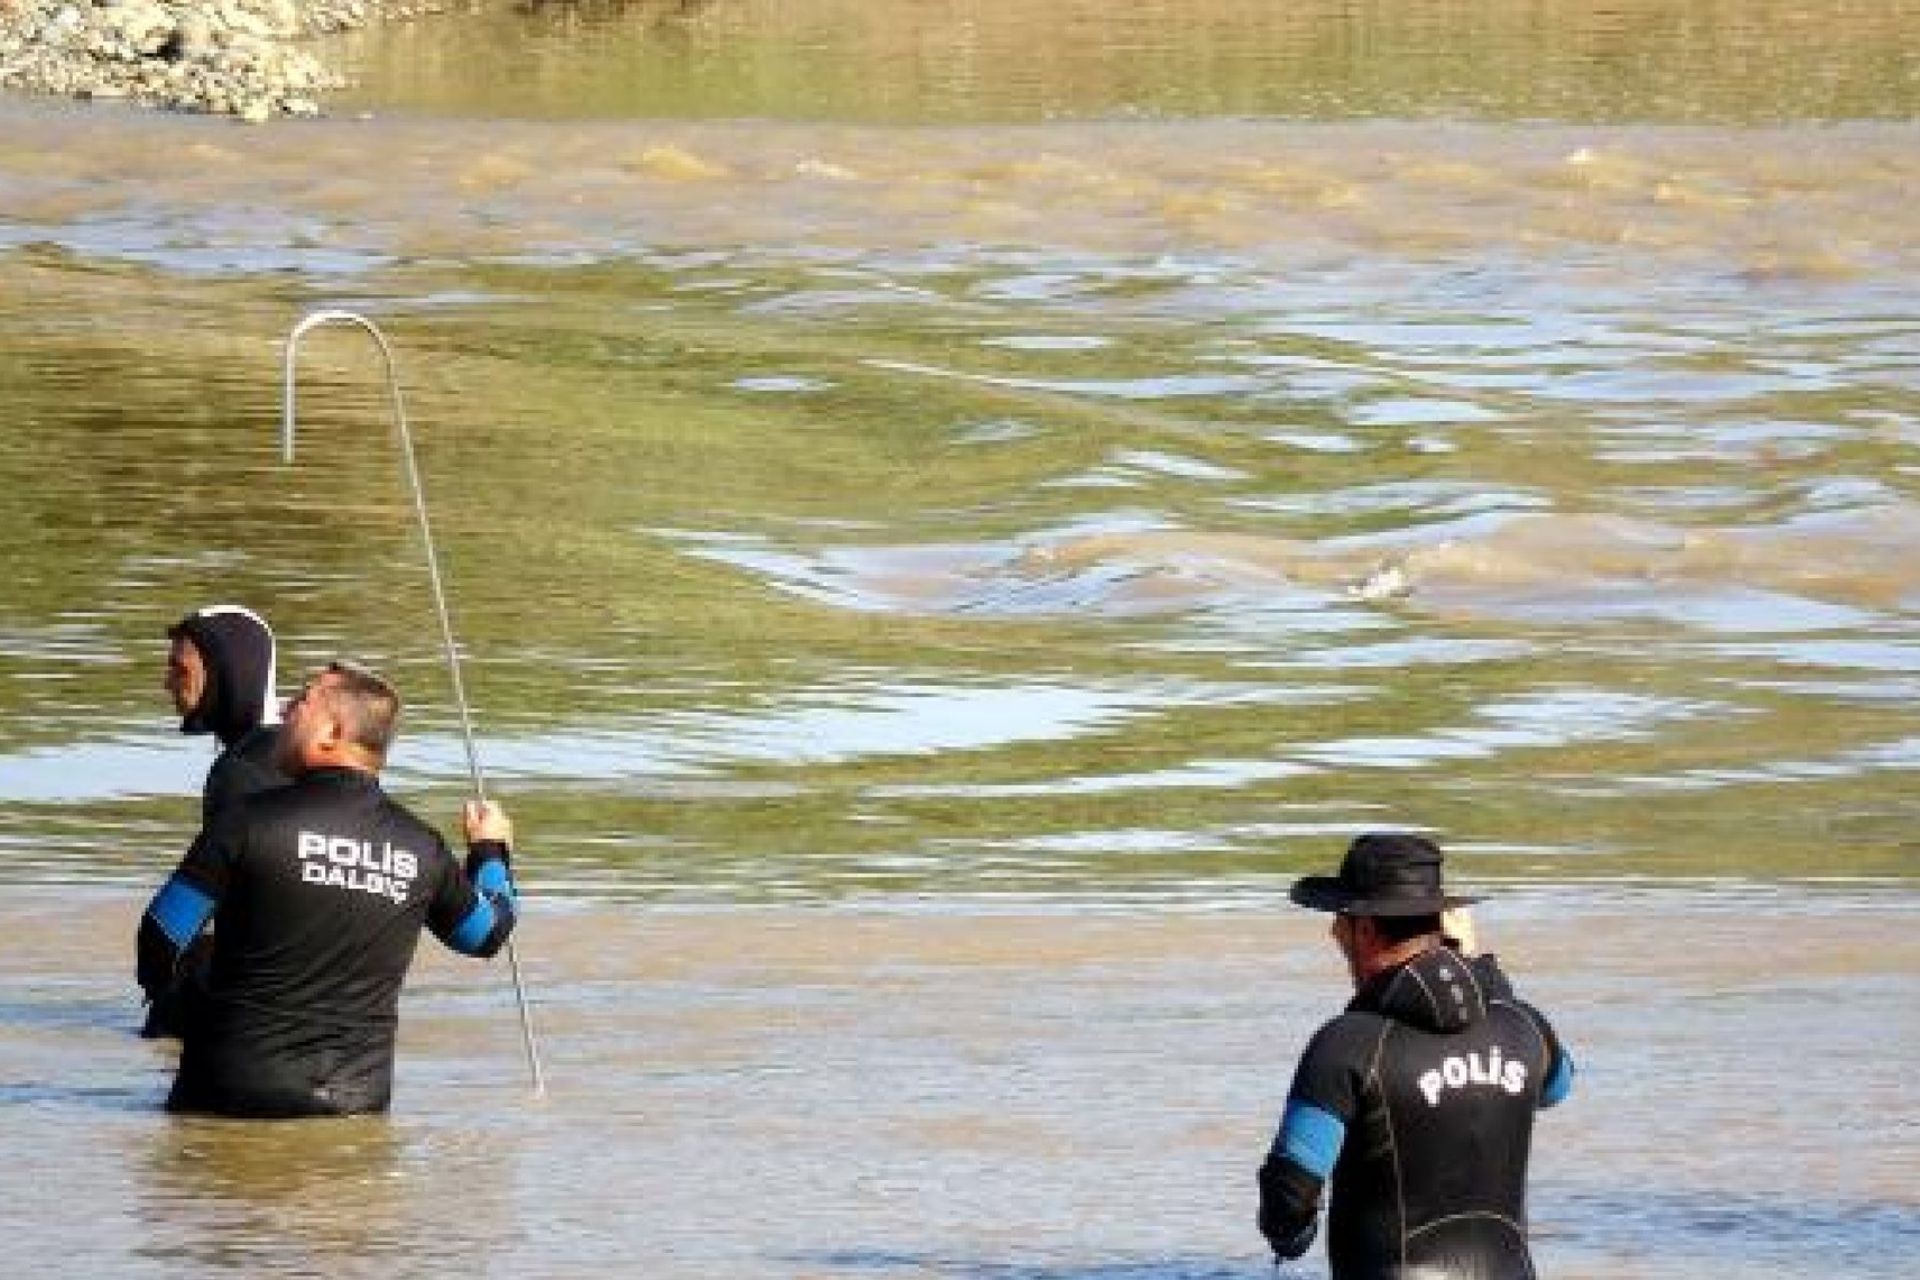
[0,0,436,120]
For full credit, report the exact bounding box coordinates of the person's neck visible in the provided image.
[1354,935,1440,985]
[215,721,257,750]
[297,752,381,779]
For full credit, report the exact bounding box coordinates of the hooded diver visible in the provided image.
[142,604,288,1038]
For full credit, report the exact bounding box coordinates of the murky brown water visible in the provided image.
[3,0,1919,1274]
[323,0,1920,124]
[6,891,1916,1277]
[5,111,1920,891]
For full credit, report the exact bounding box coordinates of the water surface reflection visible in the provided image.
[326,0,1920,124]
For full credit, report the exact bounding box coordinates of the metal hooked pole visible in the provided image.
[282,309,548,1098]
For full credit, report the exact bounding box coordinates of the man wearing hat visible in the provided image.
[1257,833,1574,1278]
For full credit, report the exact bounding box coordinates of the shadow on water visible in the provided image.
[793,1254,1253,1280]
[140,1114,404,1200]
[132,1116,420,1274]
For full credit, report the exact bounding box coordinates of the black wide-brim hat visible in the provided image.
[1289,832,1479,916]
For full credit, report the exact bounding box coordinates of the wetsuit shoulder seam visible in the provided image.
[1401,961,1442,1025]
[1494,997,1553,1085]
[1364,1017,1411,1269]
[219,992,401,1027]
[1405,1209,1529,1240]
[1459,951,1488,1020]
[1362,1011,1393,1079]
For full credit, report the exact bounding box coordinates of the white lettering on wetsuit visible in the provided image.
[1417,1048,1528,1106]
[297,831,418,905]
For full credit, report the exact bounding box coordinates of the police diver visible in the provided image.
[1259,833,1574,1279]
[143,604,290,1039]
[138,660,521,1117]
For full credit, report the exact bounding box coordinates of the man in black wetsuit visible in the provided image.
[166,604,286,826]
[1258,833,1574,1279]
[143,605,290,1038]
[137,659,521,1117]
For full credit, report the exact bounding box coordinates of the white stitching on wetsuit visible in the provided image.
[1364,1017,1410,1269]
[1406,1209,1527,1240]
[1402,960,1444,1024]
[1495,997,1553,1097]
[1455,948,1488,1020]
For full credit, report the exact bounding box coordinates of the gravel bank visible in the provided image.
[0,0,438,120]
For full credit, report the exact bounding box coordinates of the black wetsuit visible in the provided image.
[138,767,518,1117]
[143,606,290,1040]
[1259,948,1574,1280]
[200,724,284,827]
[172,605,286,822]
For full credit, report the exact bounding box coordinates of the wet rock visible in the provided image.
[256,0,296,35]
[98,0,171,53]
[164,10,213,59]
[0,0,399,118]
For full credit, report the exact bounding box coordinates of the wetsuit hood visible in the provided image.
[171,605,280,747]
[1348,945,1492,1034]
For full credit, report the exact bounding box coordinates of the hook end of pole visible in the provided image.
[280,309,391,466]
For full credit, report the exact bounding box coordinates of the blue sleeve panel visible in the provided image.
[1274,1097,1347,1180]
[147,875,217,949]
[447,854,517,957]
[448,897,500,953]
[1542,1051,1575,1108]
[472,856,511,898]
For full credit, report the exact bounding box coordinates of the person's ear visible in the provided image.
[315,697,346,751]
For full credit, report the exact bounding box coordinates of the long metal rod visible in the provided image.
[282,308,547,1098]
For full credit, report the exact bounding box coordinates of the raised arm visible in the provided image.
[427,800,520,959]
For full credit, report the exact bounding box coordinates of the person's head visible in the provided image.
[165,632,207,719]
[165,605,279,745]
[1329,910,1445,985]
[1288,833,1475,988]
[274,660,402,777]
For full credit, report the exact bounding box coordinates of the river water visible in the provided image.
[1,1,1917,1275]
